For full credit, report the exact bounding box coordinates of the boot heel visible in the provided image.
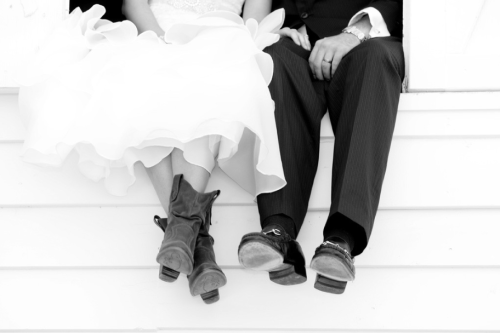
[314,274,347,294]
[157,244,193,275]
[159,265,180,282]
[200,289,220,304]
[189,268,227,297]
[269,265,307,286]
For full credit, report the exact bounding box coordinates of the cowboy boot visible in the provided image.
[153,216,180,282]
[154,215,227,303]
[156,174,220,275]
[187,200,227,304]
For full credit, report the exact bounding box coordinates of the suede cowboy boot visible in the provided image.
[153,216,180,282]
[156,174,220,275]
[154,214,226,304]
[187,209,227,304]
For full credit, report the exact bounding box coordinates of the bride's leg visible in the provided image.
[171,148,211,192]
[146,155,173,215]
[145,147,211,215]
[159,148,226,304]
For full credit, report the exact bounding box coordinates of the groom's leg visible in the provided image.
[325,37,405,256]
[257,38,326,238]
[238,38,325,285]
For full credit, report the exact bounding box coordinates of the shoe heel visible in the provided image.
[159,265,180,282]
[189,269,227,296]
[269,265,307,286]
[314,274,347,294]
[200,289,220,304]
[157,244,193,275]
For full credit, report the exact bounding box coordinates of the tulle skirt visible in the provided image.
[16,5,286,196]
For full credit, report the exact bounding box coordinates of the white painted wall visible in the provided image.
[1,0,500,332]
[0,0,69,87]
[405,0,500,91]
[1,91,499,331]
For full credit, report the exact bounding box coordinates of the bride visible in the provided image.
[16,0,310,304]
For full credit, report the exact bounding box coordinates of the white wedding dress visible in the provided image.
[16,0,286,196]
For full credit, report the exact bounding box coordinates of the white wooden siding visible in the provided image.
[1,91,499,331]
[405,0,500,92]
[1,0,500,331]
[0,0,69,87]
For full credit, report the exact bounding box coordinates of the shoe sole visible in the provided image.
[238,241,285,271]
[310,254,354,294]
[310,255,355,282]
[200,289,220,304]
[190,269,227,298]
[314,274,348,294]
[269,265,307,286]
[157,245,193,275]
[158,265,180,282]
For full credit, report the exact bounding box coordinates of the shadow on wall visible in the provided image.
[70,0,126,21]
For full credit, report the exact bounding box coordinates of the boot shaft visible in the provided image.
[169,174,220,227]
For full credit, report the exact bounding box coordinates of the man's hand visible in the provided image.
[309,33,360,81]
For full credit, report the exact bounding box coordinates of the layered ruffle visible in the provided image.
[17,5,286,197]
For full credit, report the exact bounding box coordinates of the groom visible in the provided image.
[238,0,404,294]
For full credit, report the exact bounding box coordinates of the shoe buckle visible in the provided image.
[264,228,282,236]
[322,241,354,262]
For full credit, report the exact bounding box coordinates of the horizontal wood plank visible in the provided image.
[0,207,499,268]
[1,137,499,208]
[406,0,500,91]
[0,94,26,142]
[1,330,431,333]
[3,92,500,142]
[0,0,68,87]
[0,268,499,330]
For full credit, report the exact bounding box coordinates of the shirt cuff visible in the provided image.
[348,7,390,38]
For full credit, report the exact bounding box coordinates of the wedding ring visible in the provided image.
[323,58,333,63]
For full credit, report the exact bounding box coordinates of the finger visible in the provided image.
[320,48,335,80]
[304,35,311,51]
[309,41,322,79]
[277,27,290,37]
[313,46,327,81]
[321,57,332,81]
[297,34,309,51]
[330,52,344,78]
[296,33,306,49]
[289,31,302,47]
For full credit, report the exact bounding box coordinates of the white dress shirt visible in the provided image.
[348,7,391,37]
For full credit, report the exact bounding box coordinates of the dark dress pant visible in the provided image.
[257,36,405,256]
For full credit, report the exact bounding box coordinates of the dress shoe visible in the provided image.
[310,240,355,294]
[238,226,307,285]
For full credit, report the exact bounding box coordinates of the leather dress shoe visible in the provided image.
[238,226,307,285]
[310,240,355,294]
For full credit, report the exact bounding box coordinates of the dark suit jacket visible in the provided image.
[70,0,126,22]
[272,0,402,42]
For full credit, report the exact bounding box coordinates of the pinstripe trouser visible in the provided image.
[257,36,405,256]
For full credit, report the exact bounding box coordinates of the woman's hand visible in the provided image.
[122,0,164,36]
[278,27,311,51]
